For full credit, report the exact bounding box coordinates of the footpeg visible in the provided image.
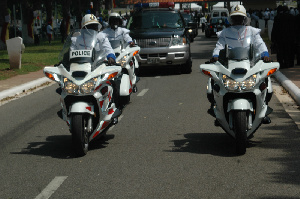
[133,85,138,93]
[112,117,118,125]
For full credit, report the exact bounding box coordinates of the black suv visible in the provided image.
[127,3,192,74]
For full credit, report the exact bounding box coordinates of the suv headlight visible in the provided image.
[222,74,257,91]
[171,36,186,46]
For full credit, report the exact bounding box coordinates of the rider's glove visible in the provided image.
[210,57,218,63]
[108,57,116,65]
[263,56,271,63]
[129,42,135,47]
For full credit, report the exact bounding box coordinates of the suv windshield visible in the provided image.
[210,17,226,24]
[181,13,193,23]
[128,10,184,29]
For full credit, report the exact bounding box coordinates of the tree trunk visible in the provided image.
[74,0,82,29]
[0,0,8,49]
[62,0,71,34]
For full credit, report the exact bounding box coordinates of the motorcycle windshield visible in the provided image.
[228,47,250,60]
[109,40,122,50]
[109,40,124,56]
[59,29,106,65]
[227,36,260,61]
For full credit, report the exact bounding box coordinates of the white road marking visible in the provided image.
[137,89,149,97]
[35,176,68,199]
[108,115,124,131]
[155,76,161,78]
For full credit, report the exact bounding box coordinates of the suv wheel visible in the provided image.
[180,57,192,74]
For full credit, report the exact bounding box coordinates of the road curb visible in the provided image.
[274,71,300,106]
[0,77,51,101]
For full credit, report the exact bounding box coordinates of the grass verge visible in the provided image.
[0,38,63,80]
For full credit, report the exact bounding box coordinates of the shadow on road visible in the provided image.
[168,132,241,157]
[10,134,115,159]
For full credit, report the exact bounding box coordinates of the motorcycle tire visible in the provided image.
[120,95,130,107]
[233,111,247,155]
[71,114,89,156]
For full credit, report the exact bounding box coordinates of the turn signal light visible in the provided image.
[45,72,55,80]
[133,51,139,56]
[107,72,118,80]
[202,70,212,77]
[267,68,277,76]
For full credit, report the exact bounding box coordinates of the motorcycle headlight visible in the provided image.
[171,36,186,46]
[222,74,257,91]
[80,78,98,94]
[116,56,127,67]
[63,77,98,94]
[64,78,79,94]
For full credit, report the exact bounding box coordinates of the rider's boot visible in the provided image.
[262,116,271,124]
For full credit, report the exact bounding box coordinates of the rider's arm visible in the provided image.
[251,27,270,61]
[121,28,134,46]
[212,31,226,61]
[98,33,116,61]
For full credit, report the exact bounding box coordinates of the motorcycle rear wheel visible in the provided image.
[71,114,89,156]
[233,111,247,155]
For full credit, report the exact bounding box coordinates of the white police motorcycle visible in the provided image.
[44,29,122,156]
[109,39,140,108]
[200,40,279,155]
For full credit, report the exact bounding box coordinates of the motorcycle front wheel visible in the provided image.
[233,111,247,155]
[71,114,89,156]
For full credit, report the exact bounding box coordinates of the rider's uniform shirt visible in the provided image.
[102,27,133,43]
[71,32,116,59]
[213,25,269,58]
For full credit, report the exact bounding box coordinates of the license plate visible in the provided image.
[147,58,160,64]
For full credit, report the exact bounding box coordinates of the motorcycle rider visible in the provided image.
[210,5,272,124]
[71,14,116,65]
[102,13,136,110]
[102,13,135,48]
[212,5,270,63]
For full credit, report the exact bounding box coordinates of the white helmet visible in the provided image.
[108,13,122,24]
[228,5,248,25]
[81,14,102,30]
[230,5,247,17]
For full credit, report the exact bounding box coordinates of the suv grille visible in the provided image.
[136,38,171,48]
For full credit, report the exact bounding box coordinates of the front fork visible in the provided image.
[227,99,254,131]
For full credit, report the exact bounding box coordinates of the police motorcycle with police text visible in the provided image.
[109,39,140,108]
[44,29,122,156]
[200,38,279,155]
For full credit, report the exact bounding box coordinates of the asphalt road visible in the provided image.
[1,31,300,199]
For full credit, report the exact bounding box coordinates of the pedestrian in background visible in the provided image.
[60,18,66,43]
[271,5,296,68]
[33,23,40,45]
[264,8,270,27]
[46,22,53,44]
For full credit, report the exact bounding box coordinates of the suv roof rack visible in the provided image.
[134,2,174,9]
